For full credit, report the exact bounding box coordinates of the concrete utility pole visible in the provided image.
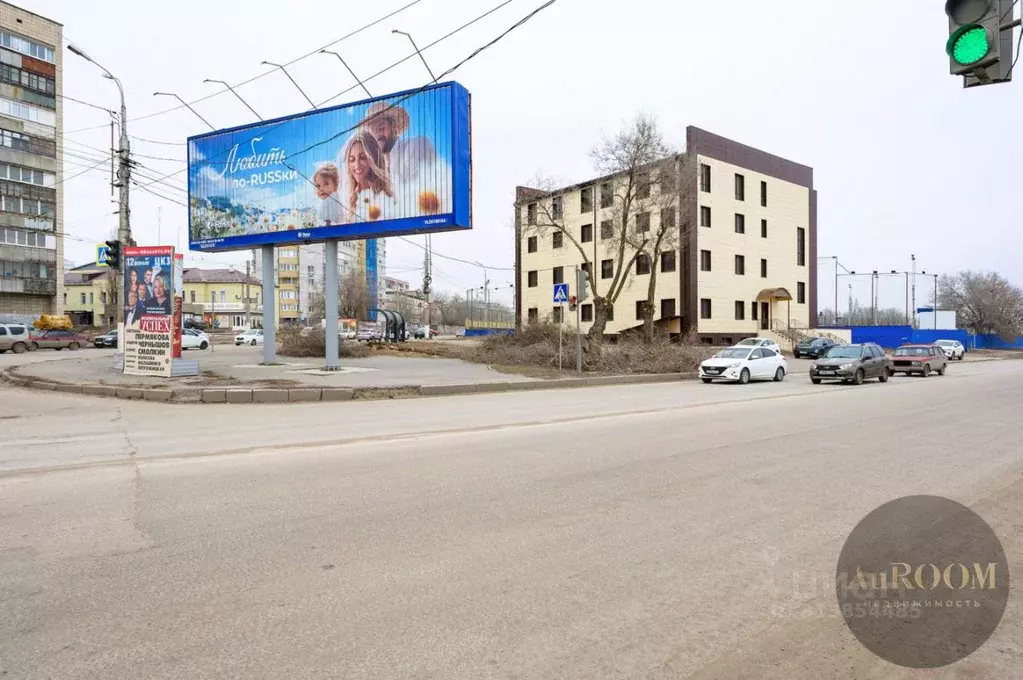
[69,44,131,324]
[911,254,917,329]
[245,260,251,329]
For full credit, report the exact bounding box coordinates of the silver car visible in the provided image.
[0,324,33,354]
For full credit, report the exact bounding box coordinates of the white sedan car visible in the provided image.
[733,337,781,353]
[700,346,787,384]
[181,328,210,350]
[935,339,965,360]
[235,329,264,346]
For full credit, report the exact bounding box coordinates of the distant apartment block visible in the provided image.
[514,126,817,345]
[0,2,62,321]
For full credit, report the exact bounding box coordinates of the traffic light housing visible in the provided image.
[946,0,1010,81]
[568,295,577,312]
[577,269,590,303]
[103,240,121,269]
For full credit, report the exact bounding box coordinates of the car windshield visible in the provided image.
[824,346,862,359]
[735,339,759,346]
[936,341,953,347]
[895,347,929,356]
[715,348,751,359]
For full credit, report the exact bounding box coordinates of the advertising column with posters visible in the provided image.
[122,246,176,377]
[172,253,184,358]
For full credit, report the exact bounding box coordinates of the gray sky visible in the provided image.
[38,0,1023,312]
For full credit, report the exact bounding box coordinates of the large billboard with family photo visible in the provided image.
[187,81,472,252]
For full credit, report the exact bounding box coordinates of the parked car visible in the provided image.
[733,337,781,353]
[700,345,787,384]
[184,317,208,331]
[30,329,88,351]
[934,339,966,360]
[0,323,33,354]
[410,325,439,339]
[793,337,838,359]
[234,329,264,346]
[890,344,947,377]
[810,343,891,385]
[339,328,357,340]
[93,329,118,348]
[182,328,211,350]
[356,328,382,342]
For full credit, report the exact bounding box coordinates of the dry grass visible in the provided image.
[277,327,372,359]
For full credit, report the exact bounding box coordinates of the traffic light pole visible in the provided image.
[575,266,583,373]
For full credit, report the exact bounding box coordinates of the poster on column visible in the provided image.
[122,246,175,377]
[172,253,184,358]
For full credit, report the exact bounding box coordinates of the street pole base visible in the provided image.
[323,364,343,372]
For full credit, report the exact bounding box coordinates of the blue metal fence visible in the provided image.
[821,325,1022,350]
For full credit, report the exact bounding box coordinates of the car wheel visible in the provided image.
[773,367,785,382]
[0,349,5,354]
[69,342,80,350]
[200,341,209,350]
[738,368,750,385]
[30,342,39,351]
[937,363,946,376]
[853,369,865,385]
[11,343,26,354]
[921,364,930,377]
[701,377,713,384]
[811,377,821,385]
[793,351,800,359]
[879,369,889,383]
[251,339,257,346]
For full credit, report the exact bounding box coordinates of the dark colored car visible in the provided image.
[93,329,118,348]
[890,344,947,377]
[184,318,208,331]
[793,337,837,359]
[30,329,89,351]
[810,343,892,385]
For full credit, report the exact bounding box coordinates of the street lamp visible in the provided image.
[320,50,372,98]
[392,30,437,82]
[153,92,215,130]
[261,61,317,109]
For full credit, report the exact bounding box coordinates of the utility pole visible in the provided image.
[423,235,432,330]
[245,259,251,329]
[911,254,917,328]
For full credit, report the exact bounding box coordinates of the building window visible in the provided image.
[661,298,676,318]
[580,186,593,213]
[735,301,745,320]
[527,271,538,287]
[760,259,768,278]
[600,220,613,240]
[636,172,651,199]
[600,182,613,208]
[552,231,564,249]
[700,164,711,192]
[552,195,563,220]
[601,259,613,279]
[761,219,767,238]
[220,291,227,303]
[660,251,676,273]
[760,180,768,206]
[735,213,745,234]
[797,227,806,266]
[0,97,56,127]
[80,293,86,304]
[797,281,806,304]
[700,298,712,319]
[581,304,593,322]
[553,307,563,323]
[635,211,650,233]
[735,173,745,201]
[553,266,564,285]
[635,300,645,320]
[527,236,537,253]
[527,308,538,324]
[101,292,107,304]
[636,254,651,276]
[0,31,57,64]
[700,206,712,228]
[527,203,536,225]
[1,128,56,157]
[581,224,593,243]
[89,292,94,305]
[660,207,676,232]
[700,250,712,272]
[190,290,196,303]
[735,255,745,276]
[581,261,590,276]
[751,302,758,321]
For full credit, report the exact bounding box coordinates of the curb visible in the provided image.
[1,366,698,405]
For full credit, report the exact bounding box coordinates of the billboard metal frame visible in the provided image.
[187,81,472,253]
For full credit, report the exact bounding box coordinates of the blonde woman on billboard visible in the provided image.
[340,130,394,224]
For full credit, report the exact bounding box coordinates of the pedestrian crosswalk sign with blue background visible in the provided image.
[553,283,569,303]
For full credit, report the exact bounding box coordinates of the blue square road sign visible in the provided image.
[553,283,570,303]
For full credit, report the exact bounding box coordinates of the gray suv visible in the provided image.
[0,323,33,354]
[810,343,891,385]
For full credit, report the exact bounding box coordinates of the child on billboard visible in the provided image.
[313,162,343,226]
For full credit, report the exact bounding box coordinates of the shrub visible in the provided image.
[277,327,371,358]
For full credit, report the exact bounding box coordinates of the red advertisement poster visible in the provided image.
[122,246,175,377]
[172,253,184,358]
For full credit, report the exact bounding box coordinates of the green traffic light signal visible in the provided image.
[947,24,991,65]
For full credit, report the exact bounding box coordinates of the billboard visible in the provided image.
[122,246,175,377]
[188,82,472,253]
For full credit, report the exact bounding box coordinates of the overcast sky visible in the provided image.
[37,0,1023,311]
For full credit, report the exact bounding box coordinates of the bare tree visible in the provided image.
[938,271,1023,340]
[524,114,678,352]
[306,272,372,321]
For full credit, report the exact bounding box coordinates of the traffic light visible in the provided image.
[103,240,121,269]
[576,269,590,302]
[568,295,578,312]
[946,0,1012,83]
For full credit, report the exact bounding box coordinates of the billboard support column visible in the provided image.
[261,245,277,364]
[324,240,340,370]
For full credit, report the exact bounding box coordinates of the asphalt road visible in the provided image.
[1,355,1021,679]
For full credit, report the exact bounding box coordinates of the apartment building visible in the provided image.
[514,126,817,344]
[63,262,114,327]
[0,2,62,321]
[180,268,261,330]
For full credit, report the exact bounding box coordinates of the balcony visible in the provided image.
[0,275,55,295]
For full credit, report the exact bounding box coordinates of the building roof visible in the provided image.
[64,270,112,286]
[182,268,260,285]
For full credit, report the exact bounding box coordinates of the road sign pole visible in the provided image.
[559,302,564,371]
[575,268,583,373]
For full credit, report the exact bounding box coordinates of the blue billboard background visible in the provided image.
[187,82,471,252]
